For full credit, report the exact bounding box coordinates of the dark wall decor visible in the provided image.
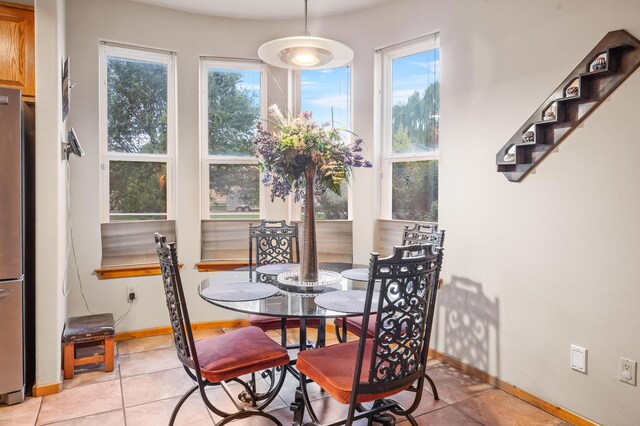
[496,30,640,182]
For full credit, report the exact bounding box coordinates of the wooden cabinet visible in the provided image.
[0,2,34,99]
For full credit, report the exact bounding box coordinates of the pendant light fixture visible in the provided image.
[258,0,354,70]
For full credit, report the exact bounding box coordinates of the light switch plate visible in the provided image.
[571,345,587,374]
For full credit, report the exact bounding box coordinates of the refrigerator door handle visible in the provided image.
[0,289,13,298]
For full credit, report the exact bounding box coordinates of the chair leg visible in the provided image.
[335,319,347,343]
[63,342,75,379]
[169,384,198,426]
[104,337,114,372]
[217,410,283,426]
[425,371,439,400]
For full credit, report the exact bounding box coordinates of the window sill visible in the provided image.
[196,261,248,272]
[95,263,183,280]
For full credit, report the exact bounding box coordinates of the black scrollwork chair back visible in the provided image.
[154,233,289,426]
[247,221,321,346]
[402,222,445,248]
[295,244,444,426]
[335,223,445,399]
[249,220,299,283]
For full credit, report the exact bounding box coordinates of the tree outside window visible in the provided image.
[383,37,440,222]
[300,66,351,220]
[100,46,175,222]
[201,62,264,219]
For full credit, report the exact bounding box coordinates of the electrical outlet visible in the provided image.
[619,357,637,386]
[127,285,136,303]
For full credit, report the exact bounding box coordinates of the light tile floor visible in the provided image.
[0,328,569,426]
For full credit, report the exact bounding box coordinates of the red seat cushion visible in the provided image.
[195,326,289,383]
[334,314,376,338]
[248,314,321,332]
[296,340,412,404]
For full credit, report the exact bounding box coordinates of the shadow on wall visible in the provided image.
[434,276,501,376]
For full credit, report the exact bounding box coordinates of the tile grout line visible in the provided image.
[448,401,489,426]
[117,354,128,426]
[34,394,44,426]
[37,409,124,426]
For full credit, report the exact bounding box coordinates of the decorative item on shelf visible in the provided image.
[590,54,607,72]
[566,86,579,97]
[254,105,371,283]
[542,102,557,121]
[503,145,516,163]
[257,0,353,70]
[522,130,535,143]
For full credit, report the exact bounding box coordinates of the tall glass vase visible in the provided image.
[300,165,319,282]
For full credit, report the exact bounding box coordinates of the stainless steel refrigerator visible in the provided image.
[0,87,26,405]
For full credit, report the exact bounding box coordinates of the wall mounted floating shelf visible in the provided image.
[496,30,640,182]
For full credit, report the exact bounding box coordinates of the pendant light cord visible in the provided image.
[303,0,310,36]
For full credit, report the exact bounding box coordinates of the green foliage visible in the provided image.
[390,81,439,221]
[208,164,260,208]
[206,71,262,211]
[391,161,438,222]
[109,161,167,218]
[208,71,260,156]
[392,81,439,153]
[107,56,169,221]
[311,182,348,220]
[107,57,168,154]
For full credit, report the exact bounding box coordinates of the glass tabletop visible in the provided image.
[199,270,374,319]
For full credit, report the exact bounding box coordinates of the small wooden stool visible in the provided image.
[63,313,115,379]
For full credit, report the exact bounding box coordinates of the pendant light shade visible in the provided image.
[258,0,354,70]
[258,36,352,70]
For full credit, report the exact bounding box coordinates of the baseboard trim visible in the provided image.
[115,322,595,425]
[428,350,598,426]
[115,320,249,342]
[32,381,62,397]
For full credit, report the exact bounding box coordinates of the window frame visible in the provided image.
[199,58,267,220]
[380,34,440,220]
[98,44,177,223]
[289,65,354,222]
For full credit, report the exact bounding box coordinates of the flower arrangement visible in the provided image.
[254,105,372,202]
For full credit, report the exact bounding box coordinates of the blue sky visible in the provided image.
[209,47,439,131]
[392,48,440,105]
[301,67,351,129]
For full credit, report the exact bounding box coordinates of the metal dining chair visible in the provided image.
[294,243,444,426]
[154,233,289,425]
[247,220,322,348]
[249,219,300,284]
[334,223,445,400]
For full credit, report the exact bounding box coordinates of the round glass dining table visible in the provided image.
[198,269,373,350]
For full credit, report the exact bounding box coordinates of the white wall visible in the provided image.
[62,0,640,423]
[34,0,67,388]
[339,1,640,424]
[64,0,300,333]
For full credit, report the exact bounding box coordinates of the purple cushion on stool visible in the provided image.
[63,313,115,343]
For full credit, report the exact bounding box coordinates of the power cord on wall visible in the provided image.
[64,159,94,314]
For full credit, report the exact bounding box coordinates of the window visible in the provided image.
[381,35,440,221]
[99,44,176,222]
[200,59,265,219]
[299,66,351,220]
